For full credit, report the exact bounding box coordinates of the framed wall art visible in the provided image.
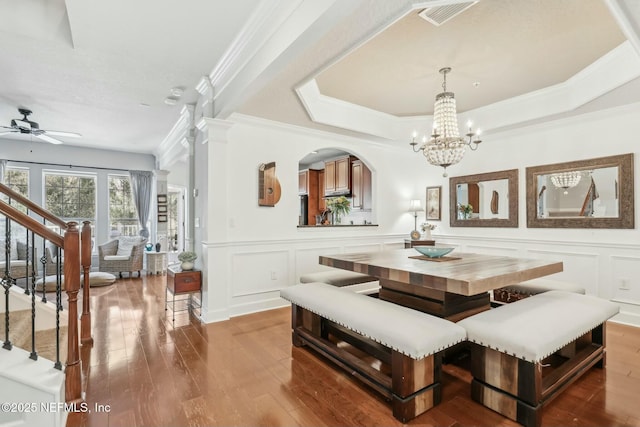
[426,186,441,220]
[157,214,167,223]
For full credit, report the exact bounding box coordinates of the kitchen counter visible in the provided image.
[297,224,378,228]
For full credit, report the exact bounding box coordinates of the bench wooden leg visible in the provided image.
[471,379,542,427]
[469,324,607,427]
[391,350,441,423]
[291,305,323,347]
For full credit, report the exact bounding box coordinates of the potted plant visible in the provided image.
[178,251,197,271]
[420,222,437,240]
[326,196,351,224]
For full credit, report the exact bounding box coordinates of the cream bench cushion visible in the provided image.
[459,290,619,362]
[299,270,377,287]
[280,282,466,360]
[500,278,585,295]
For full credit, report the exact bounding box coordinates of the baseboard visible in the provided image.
[610,312,640,328]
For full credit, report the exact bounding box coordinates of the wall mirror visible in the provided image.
[526,153,634,229]
[449,169,518,227]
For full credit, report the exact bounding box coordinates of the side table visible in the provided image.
[166,267,202,322]
[404,239,435,248]
[146,251,168,275]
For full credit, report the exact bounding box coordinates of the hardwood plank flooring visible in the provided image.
[67,274,640,427]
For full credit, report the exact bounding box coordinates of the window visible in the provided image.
[44,171,96,233]
[108,175,138,237]
[4,168,29,197]
[2,167,29,212]
[1,167,29,241]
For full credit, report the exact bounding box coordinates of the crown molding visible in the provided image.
[155,104,194,169]
[606,0,640,56]
[196,118,234,145]
[296,41,640,141]
[229,112,395,151]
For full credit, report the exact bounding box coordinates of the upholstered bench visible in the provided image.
[280,282,466,422]
[493,277,585,304]
[458,291,619,427]
[299,269,377,287]
[35,272,117,292]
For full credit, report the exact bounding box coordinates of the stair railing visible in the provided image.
[0,182,92,404]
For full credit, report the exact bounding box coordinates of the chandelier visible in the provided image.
[550,171,582,194]
[410,67,482,177]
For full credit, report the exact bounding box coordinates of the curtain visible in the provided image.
[0,159,6,184]
[128,170,153,239]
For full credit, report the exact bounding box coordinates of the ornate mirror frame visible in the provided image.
[449,169,519,228]
[526,153,634,229]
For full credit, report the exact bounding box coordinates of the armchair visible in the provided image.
[0,240,38,280]
[98,236,146,278]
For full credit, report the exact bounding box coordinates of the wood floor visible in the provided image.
[66,274,640,427]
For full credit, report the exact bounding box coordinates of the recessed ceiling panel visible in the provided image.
[315,0,626,116]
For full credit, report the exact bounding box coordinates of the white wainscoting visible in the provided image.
[203,233,640,326]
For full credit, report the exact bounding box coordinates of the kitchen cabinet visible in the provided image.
[351,160,372,210]
[324,155,352,196]
[298,170,308,194]
[318,170,326,211]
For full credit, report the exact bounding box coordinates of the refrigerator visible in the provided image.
[299,195,308,225]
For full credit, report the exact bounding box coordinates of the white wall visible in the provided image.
[197,103,640,326]
[198,115,430,321]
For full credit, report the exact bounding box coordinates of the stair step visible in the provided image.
[0,309,68,363]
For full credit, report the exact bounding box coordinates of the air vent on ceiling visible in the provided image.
[418,1,478,26]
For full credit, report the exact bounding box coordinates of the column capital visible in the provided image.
[196,118,234,145]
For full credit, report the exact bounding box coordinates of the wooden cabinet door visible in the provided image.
[318,170,326,211]
[352,160,363,209]
[324,160,336,194]
[298,170,308,194]
[351,160,372,210]
[335,157,350,193]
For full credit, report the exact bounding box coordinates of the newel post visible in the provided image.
[81,221,93,345]
[64,221,82,403]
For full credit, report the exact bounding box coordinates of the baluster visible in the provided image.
[81,221,93,345]
[56,248,63,311]
[54,244,62,370]
[3,216,13,350]
[24,229,30,295]
[40,220,47,304]
[29,232,37,361]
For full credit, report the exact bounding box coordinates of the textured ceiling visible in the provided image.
[315,0,626,116]
[0,0,257,153]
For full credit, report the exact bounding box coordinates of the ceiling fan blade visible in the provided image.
[44,130,81,138]
[36,133,64,145]
[0,131,16,137]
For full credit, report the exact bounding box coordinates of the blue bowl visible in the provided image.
[414,246,454,258]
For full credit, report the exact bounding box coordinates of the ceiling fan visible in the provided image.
[0,108,81,144]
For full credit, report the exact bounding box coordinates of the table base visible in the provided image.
[379,278,490,322]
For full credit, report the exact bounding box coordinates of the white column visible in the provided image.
[196,117,234,323]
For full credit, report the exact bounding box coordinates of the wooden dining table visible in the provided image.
[319,249,563,322]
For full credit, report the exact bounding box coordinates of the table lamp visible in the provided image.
[408,199,423,240]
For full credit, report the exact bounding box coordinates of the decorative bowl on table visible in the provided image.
[414,246,455,258]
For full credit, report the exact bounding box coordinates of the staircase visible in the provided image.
[0,287,69,427]
[0,182,93,427]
